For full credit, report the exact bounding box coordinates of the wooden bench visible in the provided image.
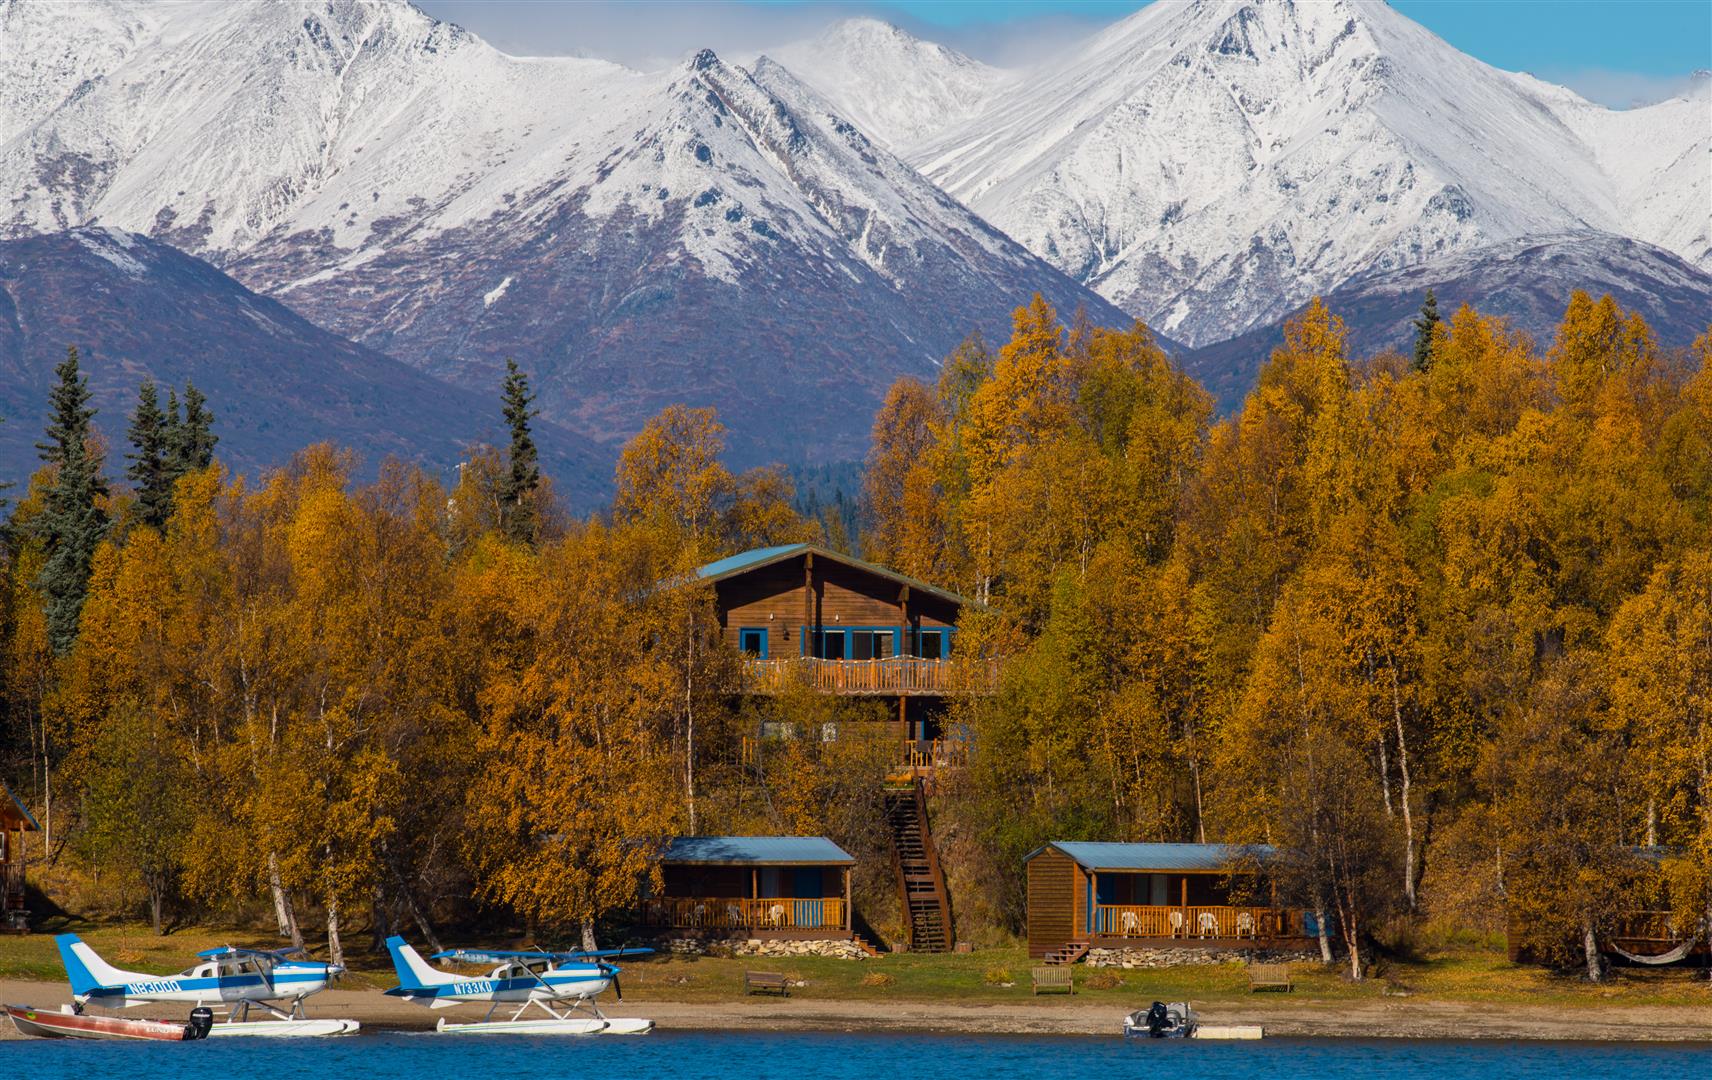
[1031,966,1074,995]
[1247,962,1292,992]
[744,970,789,996]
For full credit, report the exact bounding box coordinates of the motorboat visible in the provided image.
[1124,1000,1197,1039]
[6,1003,214,1041]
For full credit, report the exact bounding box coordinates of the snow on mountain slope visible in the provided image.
[0,0,1129,465]
[767,18,1010,155]
[899,0,1709,346]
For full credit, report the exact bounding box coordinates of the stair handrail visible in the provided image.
[912,777,955,950]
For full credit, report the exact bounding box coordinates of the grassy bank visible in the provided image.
[3,919,1708,1009]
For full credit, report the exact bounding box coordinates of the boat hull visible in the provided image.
[434,1016,654,1036]
[205,1018,361,1037]
[6,1004,199,1041]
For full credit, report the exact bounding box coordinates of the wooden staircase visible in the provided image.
[884,779,953,953]
[1043,940,1089,965]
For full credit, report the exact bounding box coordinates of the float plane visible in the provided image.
[54,933,356,1036]
[384,935,654,1034]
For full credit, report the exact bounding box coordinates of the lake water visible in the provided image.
[4,1031,1707,1079]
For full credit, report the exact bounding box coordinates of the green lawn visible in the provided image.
[4,919,1707,1008]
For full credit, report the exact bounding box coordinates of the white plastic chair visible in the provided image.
[1120,910,1140,936]
[726,903,744,928]
[769,904,787,928]
[1168,910,1184,937]
[1197,911,1219,938]
[1236,911,1255,938]
[690,903,706,928]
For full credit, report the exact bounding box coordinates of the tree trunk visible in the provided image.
[1389,665,1418,912]
[1583,921,1604,983]
[327,897,344,970]
[150,881,164,937]
[581,918,597,952]
[267,851,305,949]
[1315,900,1334,965]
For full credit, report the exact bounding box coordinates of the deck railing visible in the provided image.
[1092,904,1303,940]
[1611,911,1692,944]
[638,896,846,933]
[741,657,999,696]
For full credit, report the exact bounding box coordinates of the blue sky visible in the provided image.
[419,0,1711,107]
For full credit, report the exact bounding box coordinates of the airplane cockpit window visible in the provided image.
[181,962,217,978]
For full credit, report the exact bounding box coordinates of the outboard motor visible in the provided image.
[1145,1000,1171,1038]
[186,1006,214,1040]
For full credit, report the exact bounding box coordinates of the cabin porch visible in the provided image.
[1085,871,1312,948]
[637,836,855,941]
[1,784,40,933]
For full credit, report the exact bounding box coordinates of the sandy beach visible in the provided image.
[1,979,1707,1041]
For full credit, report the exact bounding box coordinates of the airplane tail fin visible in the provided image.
[55,934,134,997]
[385,936,457,989]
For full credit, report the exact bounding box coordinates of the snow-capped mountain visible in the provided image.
[0,0,1126,465]
[891,0,1710,346]
[767,18,1010,155]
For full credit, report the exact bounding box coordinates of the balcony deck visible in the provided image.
[637,896,849,940]
[1090,904,1310,947]
[741,657,999,696]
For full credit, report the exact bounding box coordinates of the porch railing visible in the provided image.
[741,657,999,696]
[1091,904,1302,940]
[1611,911,1693,944]
[638,896,846,932]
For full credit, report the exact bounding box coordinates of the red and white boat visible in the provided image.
[6,1003,213,1041]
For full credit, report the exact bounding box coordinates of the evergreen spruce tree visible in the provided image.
[173,381,217,473]
[37,347,101,482]
[1411,289,1441,373]
[34,348,109,654]
[498,359,541,544]
[126,380,173,530]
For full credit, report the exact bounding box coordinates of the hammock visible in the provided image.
[1608,928,1702,966]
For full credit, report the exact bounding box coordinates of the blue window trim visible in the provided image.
[802,626,902,660]
[738,627,769,659]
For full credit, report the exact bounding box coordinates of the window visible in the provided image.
[850,629,893,660]
[739,628,767,657]
[817,630,846,659]
[918,630,943,660]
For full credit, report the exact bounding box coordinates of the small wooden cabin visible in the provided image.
[1,783,40,932]
[695,543,993,751]
[638,836,855,940]
[1025,842,1309,959]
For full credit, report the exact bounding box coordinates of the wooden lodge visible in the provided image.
[636,836,855,940]
[1025,842,1312,960]
[1,783,39,933]
[697,543,995,758]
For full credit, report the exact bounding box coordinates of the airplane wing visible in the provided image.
[431,946,654,964]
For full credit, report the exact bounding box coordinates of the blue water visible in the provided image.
[3,1031,1706,1079]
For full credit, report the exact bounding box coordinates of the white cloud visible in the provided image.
[1533,67,1706,109]
[414,0,1114,71]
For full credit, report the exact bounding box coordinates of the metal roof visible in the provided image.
[1,783,40,831]
[694,543,973,609]
[1029,842,1273,872]
[660,836,855,866]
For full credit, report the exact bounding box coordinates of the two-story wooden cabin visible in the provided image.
[1,783,39,933]
[1025,842,1313,960]
[696,543,993,759]
[635,836,855,940]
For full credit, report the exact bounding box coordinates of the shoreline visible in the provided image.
[1,980,1708,1042]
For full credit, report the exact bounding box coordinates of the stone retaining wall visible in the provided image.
[661,937,869,960]
[1085,945,1321,968]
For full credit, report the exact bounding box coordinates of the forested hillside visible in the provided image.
[2,289,1707,980]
